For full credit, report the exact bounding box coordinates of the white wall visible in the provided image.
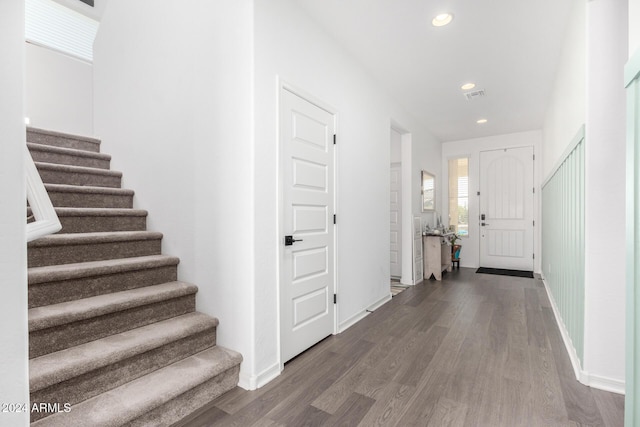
[441,131,542,271]
[0,1,29,425]
[582,0,627,392]
[253,0,440,383]
[25,43,93,136]
[93,0,256,388]
[630,0,640,57]
[542,0,586,179]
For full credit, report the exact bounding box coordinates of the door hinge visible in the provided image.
[333,294,337,304]
[533,253,535,259]
[333,134,336,145]
[477,191,480,196]
[533,187,535,193]
[533,220,535,226]
[333,214,336,224]
[533,154,536,161]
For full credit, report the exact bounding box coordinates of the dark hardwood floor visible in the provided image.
[183,268,624,426]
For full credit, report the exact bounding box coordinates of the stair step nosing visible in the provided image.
[27,127,101,145]
[44,183,134,196]
[54,208,148,217]
[30,346,242,427]
[28,231,163,247]
[30,312,218,391]
[35,161,122,177]
[27,207,148,217]
[28,255,180,284]
[27,142,111,160]
[29,281,198,332]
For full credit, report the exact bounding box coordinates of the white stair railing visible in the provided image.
[25,144,61,242]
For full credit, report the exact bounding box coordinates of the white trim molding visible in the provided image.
[25,144,61,242]
[338,294,392,333]
[238,362,281,391]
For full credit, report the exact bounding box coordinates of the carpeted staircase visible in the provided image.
[26,127,242,427]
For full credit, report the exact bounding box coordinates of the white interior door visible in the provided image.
[479,146,534,271]
[390,164,402,278]
[280,88,335,363]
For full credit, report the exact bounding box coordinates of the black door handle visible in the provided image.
[285,235,303,246]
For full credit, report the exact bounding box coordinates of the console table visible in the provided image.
[423,234,452,280]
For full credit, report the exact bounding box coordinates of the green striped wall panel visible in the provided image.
[542,127,585,365]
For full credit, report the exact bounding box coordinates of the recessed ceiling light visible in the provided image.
[461,83,476,91]
[432,13,453,27]
[477,119,488,124]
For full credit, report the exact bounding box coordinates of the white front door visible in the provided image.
[390,164,402,278]
[479,146,534,271]
[280,88,335,363]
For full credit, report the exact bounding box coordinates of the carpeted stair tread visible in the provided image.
[35,162,122,188]
[28,255,179,285]
[27,142,111,169]
[28,255,180,308]
[45,183,134,197]
[30,346,242,427]
[29,230,162,246]
[29,281,197,332]
[28,230,163,267]
[44,183,134,209]
[52,207,147,217]
[45,208,148,233]
[30,312,218,392]
[27,127,101,153]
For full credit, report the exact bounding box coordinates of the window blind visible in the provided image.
[25,0,99,62]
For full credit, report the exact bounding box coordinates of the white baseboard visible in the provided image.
[541,276,625,395]
[338,294,391,333]
[238,362,281,391]
[338,309,369,333]
[587,373,626,395]
[368,294,392,311]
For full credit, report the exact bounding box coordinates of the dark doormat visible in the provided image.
[476,267,534,278]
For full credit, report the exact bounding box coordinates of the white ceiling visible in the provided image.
[296,0,575,142]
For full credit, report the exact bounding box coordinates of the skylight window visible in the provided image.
[25,0,99,62]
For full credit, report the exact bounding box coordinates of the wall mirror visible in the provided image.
[421,170,435,212]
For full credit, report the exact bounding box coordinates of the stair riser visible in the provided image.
[28,131,100,153]
[125,365,240,427]
[28,239,162,268]
[47,191,134,209]
[29,149,111,170]
[30,328,216,422]
[29,264,178,308]
[59,215,147,234]
[36,167,121,188]
[29,295,196,358]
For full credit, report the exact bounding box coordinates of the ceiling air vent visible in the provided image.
[464,89,486,100]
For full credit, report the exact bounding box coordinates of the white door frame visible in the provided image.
[277,81,338,370]
[391,123,413,285]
